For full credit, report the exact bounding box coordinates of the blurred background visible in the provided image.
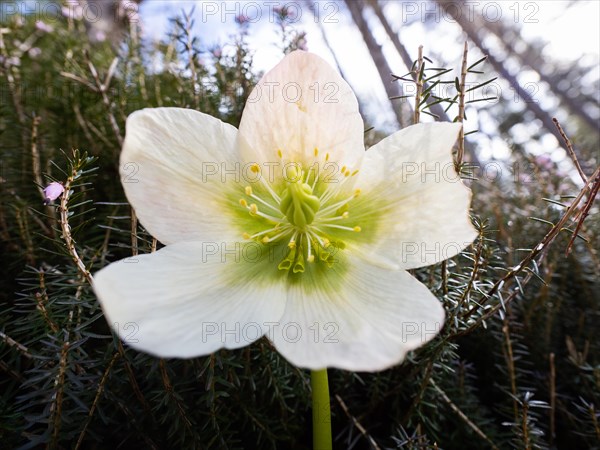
[1,1,598,449]
[140,1,600,144]
[141,0,600,168]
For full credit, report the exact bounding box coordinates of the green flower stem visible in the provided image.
[311,369,332,450]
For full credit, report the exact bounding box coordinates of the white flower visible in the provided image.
[93,51,477,372]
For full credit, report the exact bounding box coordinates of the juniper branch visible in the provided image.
[458,165,600,335]
[59,161,94,286]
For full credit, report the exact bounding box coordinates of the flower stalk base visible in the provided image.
[311,369,332,450]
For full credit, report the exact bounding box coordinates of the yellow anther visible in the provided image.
[314,147,319,156]
[325,153,330,161]
[277,149,282,158]
[245,186,252,196]
[307,254,315,263]
[341,165,346,174]
[242,232,251,239]
[239,199,248,207]
[344,170,350,177]
[296,101,307,113]
[262,236,270,243]
[322,238,330,248]
[288,240,296,249]
[353,226,362,232]
[354,189,361,198]
[351,169,359,176]
[250,164,260,173]
[249,204,258,215]
[342,211,349,219]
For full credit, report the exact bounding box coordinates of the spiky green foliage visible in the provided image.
[1,8,598,450]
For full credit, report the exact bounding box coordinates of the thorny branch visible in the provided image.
[458,164,600,336]
[58,158,94,286]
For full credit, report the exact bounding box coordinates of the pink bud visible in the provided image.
[35,21,54,33]
[28,47,42,58]
[93,30,107,42]
[235,14,249,25]
[43,182,65,205]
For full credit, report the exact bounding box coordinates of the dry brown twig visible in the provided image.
[75,352,121,450]
[86,55,124,147]
[413,45,424,124]
[502,317,519,421]
[565,171,599,256]
[0,331,33,359]
[335,394,382,450]
[455,41,469,169]
[552,118,588,183]
[551,117,597,255]
[49,341,70,448]
[30,116,59,236]
[34,292,58,332]
[430,379,499,450]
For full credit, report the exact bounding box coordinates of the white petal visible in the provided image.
[356,122,477,269]
[271,257,445,371]
[121,108,240,245]
[93,242,287,358]
[238,51,365,167]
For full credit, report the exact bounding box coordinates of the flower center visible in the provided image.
[238,148,362,274]
[279,165,320,228]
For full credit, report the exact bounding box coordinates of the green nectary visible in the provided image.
[279,171,321,229]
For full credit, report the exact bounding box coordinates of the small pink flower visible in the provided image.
[296,36,308,51]
[7,56,21,67]
[274,6,296,20]
[35,21,54,33]
[94,30,107,42]
[235,14,250,25]
[28,47,42,58]
[43,182,65,205]
[535,154,554,171]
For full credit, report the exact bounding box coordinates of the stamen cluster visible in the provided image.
[239,148,362,273]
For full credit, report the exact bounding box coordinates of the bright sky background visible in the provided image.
[138,1,599,164]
